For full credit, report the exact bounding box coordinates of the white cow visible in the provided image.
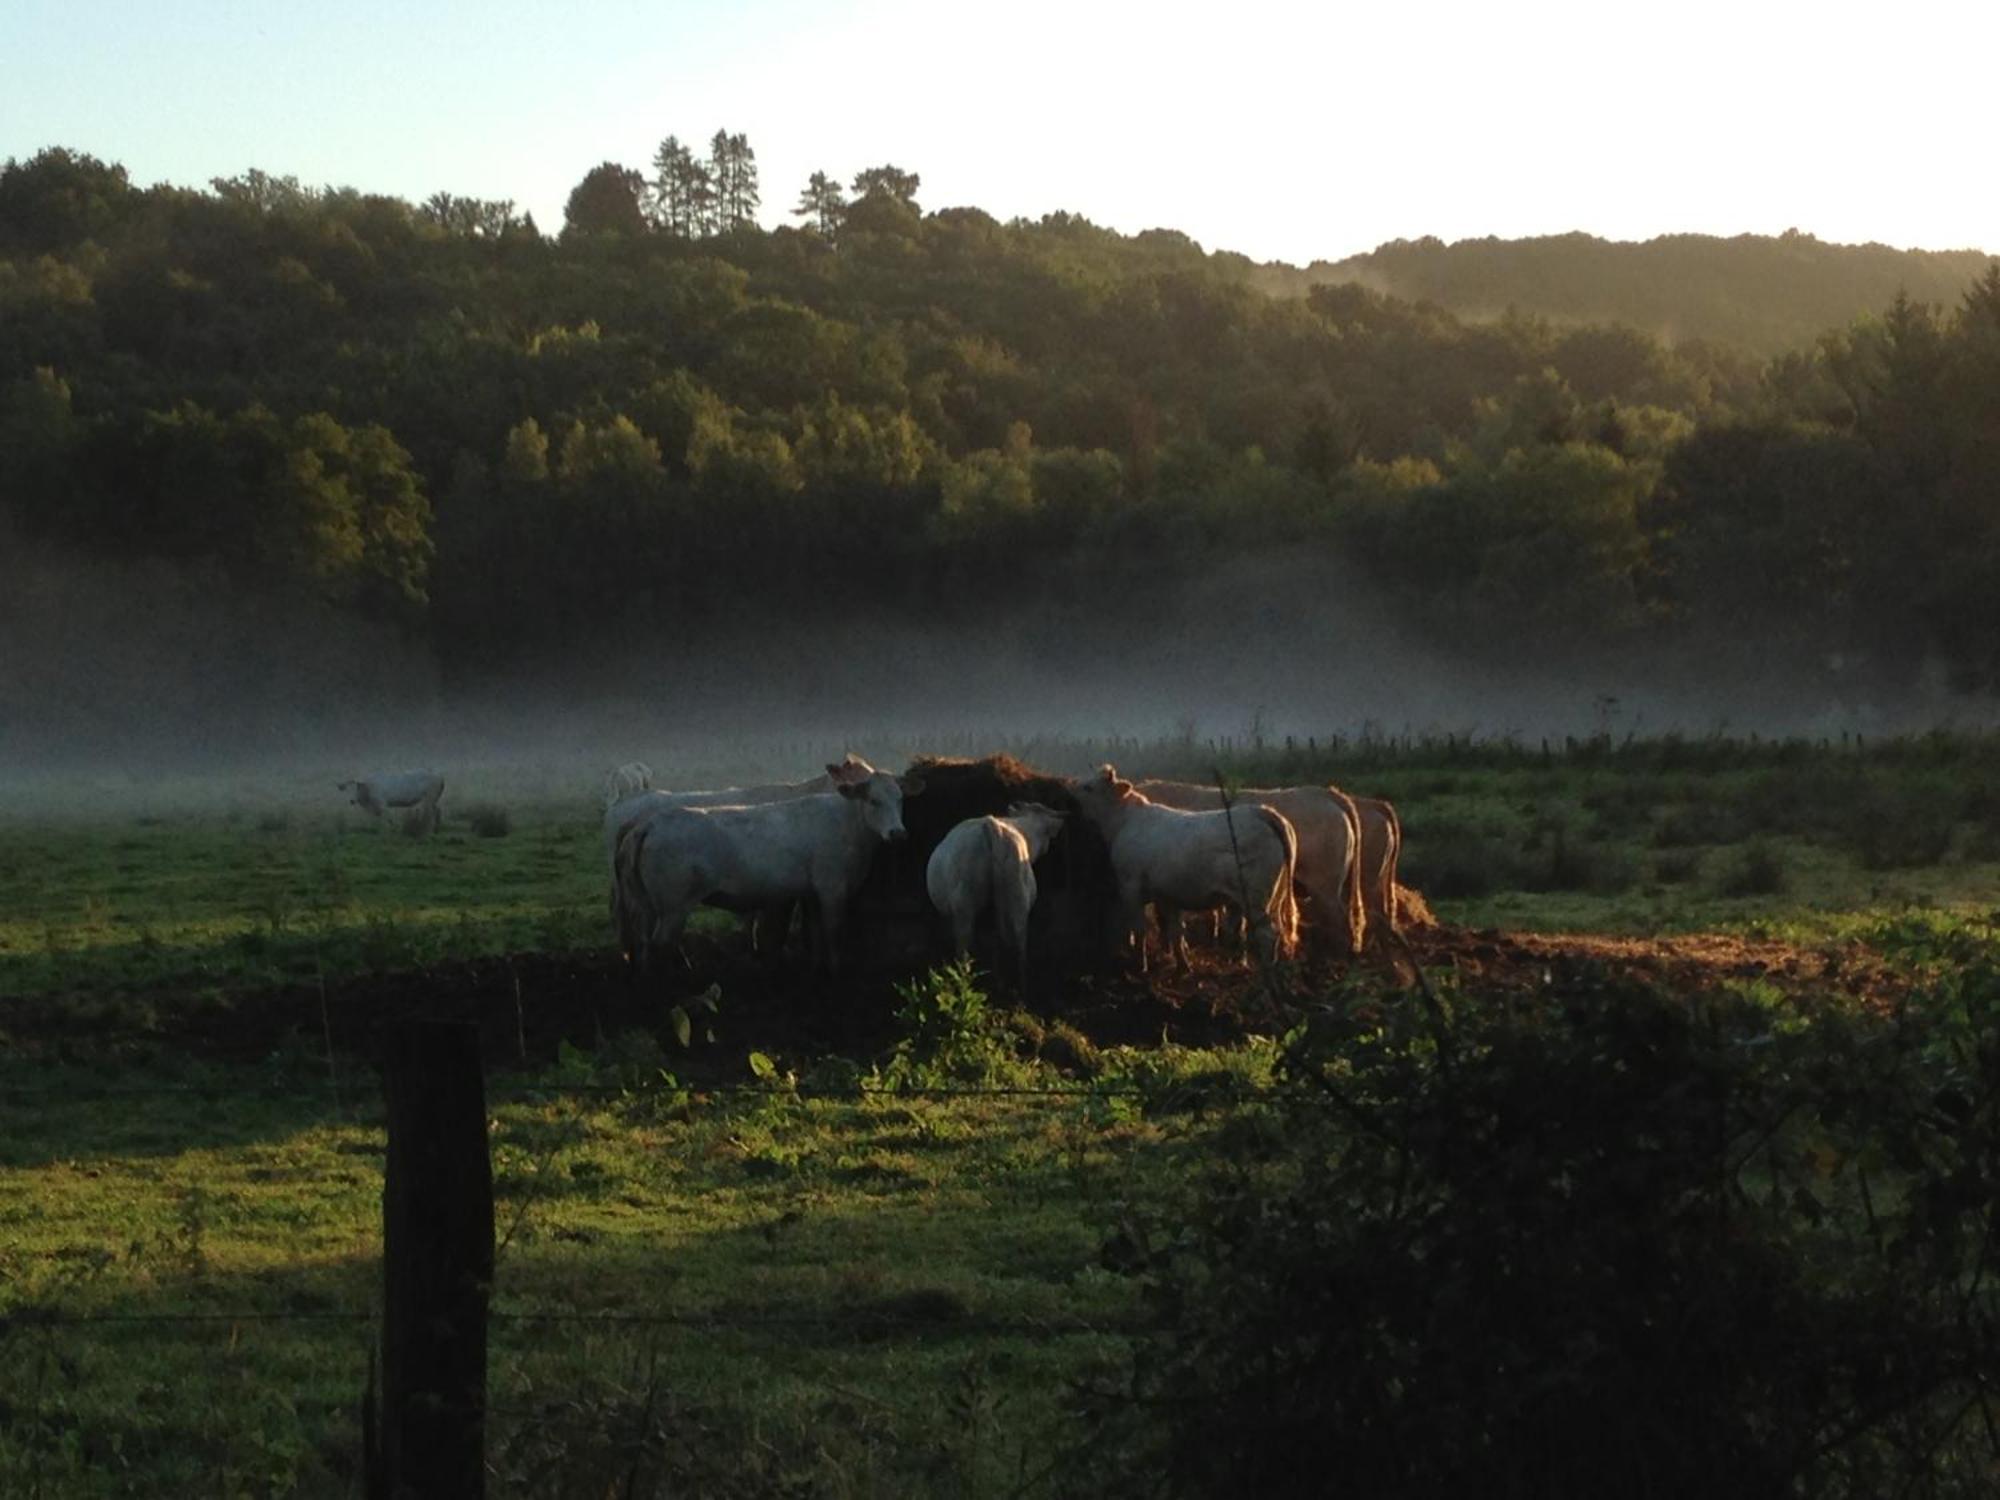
[1137,779,1367,956]
[622,761,925,976]
[601,761,654,810]
[607,754,877,958]
[603,753,876,865]
[925,803,1068,989]
[337,770,444,834]
[1068,765,1299,972]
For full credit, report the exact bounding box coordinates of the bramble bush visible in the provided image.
[1072,960,2000,1498]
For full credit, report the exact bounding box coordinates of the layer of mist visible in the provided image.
[5,540,1994,815]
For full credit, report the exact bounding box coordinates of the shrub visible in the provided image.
[1071,971,2000,1498]
[1650,805,1711,847]
[1652,848,1702,885]
[1717,839,1788,896]
[1834,775,1958,869]
[465,802,512,838]
[1527,829,1638,894]
[1400,827,1535,899]
[877,960,1030,1090]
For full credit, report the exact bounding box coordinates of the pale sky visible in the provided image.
[3,0,1993,264]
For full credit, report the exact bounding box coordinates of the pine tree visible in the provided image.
[650,136,694,235]
[794,170,846,236]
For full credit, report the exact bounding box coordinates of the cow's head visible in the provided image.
[826,755,876,787]
[337,779,381,814]
[1069,764,1133,822]
[836,769,916,842]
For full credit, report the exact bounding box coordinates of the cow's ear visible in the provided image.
[1096,763,1118,783]
[836,780,867,800]
[826,761,863,785]
[899,774,926,797]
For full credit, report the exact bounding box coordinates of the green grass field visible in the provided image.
[6,732,2000,1495]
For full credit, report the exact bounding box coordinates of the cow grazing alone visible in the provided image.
[1137,780,1367,956]
[925,803,1068,990]
[1067,765,1299,973]
[622,761,926,976]
[337,770,444,834]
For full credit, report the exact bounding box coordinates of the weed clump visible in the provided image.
[1652,849,1702,885]
[878,960,1031,1090]
[465,803,512,838]
[1718,840,1788,897]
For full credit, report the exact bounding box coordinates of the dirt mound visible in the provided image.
[1400,924,1912,1011]
[9,919,1917,1079]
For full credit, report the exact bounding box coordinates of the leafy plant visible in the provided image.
[878,959,1030,1090]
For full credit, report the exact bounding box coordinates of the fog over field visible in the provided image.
[5,536,1993,814]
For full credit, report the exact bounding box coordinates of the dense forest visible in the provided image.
[3,142,1999,734]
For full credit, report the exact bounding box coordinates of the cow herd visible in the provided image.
[333,754,1407,987]
[596,754,1405,990]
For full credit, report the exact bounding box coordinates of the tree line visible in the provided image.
[1257,229,1998,356]
[2,143,1998,695]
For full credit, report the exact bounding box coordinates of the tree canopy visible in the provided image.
[3,140,1997,697]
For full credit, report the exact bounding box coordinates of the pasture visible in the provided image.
[6,730,2000,1495]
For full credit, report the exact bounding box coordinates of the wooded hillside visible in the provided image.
[4,143,1998,717]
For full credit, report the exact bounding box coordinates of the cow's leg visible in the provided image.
[816,889,849,975]
[1008,911,1032,998]
[752,901,797,961]
[1158,902,1193,972]
[1116,884,1148,974]
[1247,908,1280,966]
[950,906,977,959]
[654,906,693,975]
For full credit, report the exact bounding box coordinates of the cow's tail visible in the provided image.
[1252,805,1301,959]
[988,818,1036,954]
[1377,798,1404,932]
[1328,785,1369,956]
[611,818,653,967]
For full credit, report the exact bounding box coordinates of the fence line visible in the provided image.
[3,1306,1147,1339]
[0,1077,1289,1104]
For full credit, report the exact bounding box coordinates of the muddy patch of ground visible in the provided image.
[4,912,1923,1083]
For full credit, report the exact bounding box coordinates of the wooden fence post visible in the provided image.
[374,1020,493,1499]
